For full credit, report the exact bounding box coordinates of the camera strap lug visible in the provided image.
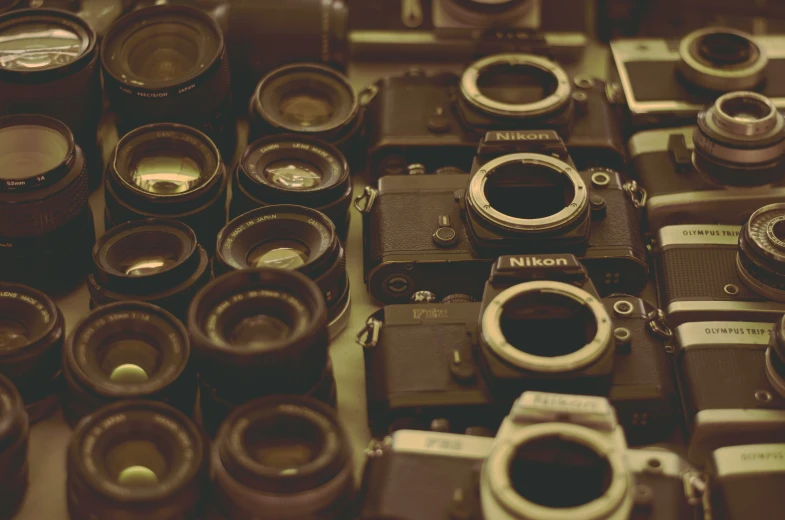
[354,186,379,214]
[358,84,380,107]
[682,471,708,518]
[356,315,383,348]
[623,180,648,209]
[365,437,393,459]
[646,308,673,339]
[401,0,423,28]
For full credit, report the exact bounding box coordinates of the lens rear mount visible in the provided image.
[460,54,572,119]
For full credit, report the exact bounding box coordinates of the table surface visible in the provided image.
[15,48,609,519]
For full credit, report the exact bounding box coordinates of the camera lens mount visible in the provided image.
[482,423,632,519]
[467,153,588,234]
[480,281,612,373]
[692,92,785,187]
[460,54,572,119]
[737,203,785,302]
[678,27,767,92]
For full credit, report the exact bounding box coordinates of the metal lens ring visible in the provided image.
[678,27,767,91]
[480,281,613,373]
[460,54,572,118]
[737,203,785,302]
[483,423,632,520]
[711,91,780,138]
[742,204,785,265]
[468,153,588,233]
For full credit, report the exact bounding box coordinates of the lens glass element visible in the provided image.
[476,63,558,105]
[98,335,162,384]
[106,439,169,487]
[509,436,613,508]
[117,248,179,277]
[0,318,28,349]
[698,32,754,66]
[246,240,310,270]
[242,414,324,470]
[719,94,771,122]
[0,124,68,180]
[228,315,292,346]
[262,159,324,190]
[123,22,202,83]
[129,151,203,195]
[499,291,598,357]
[484,162,575,220]
[279,88,335,128]
[0,23,85,70]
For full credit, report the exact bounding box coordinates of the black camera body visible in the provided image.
[368,56,626,178]
[629,126,785,231]
[363,255,676,444]
[364,131,648,304]
[674,320,785,465]
[611,31,785,132]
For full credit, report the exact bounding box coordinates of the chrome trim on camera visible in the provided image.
[658,225,741,247]
[678,28,768,92]
[468,153,587,233]
[627,127,694,158]
[481,281,612,372]
[610,35,785,120]
[675,321,773,350]
[713,443,785,476]
[711,91,779,137]
[390,429,493,459]
[483,422,633,520]
[666,301,785,327]
[690,409,785,463]
[460,54,572,118]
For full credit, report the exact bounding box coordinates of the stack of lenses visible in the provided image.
[188,268,334,435]
[0,374,28,519]
[101,5,237,158]
[88,219,210,321]
[66,400,209,519]
[62,302,196,427]
[104,123,229,252]
[231,136,353,239]
[0,8,103,187]
[249,63,367,171]
[216,205,351,339]
[0,114,95,293]
[210,396,355,519]
[0,282,64,422]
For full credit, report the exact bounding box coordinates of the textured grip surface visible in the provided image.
[0,158,89,239]
[658,247,760,304]
[678,348,785,421]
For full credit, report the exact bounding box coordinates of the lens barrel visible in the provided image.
[0,374,28,519]
[102,5,236,158]
[216,205,351,339]
[0,8,102,188]
[88,219,210,321]
[105,123,228,252]
[226,0,349,110]
[766,314,785,398]
[188,268,334,436]
[0,282,64,422]
[231,136,352,238]
[62,301,195,427]
[210,396,354,520]
[249,63,365,170]
[66,400,209,519]
[737,203,785,302]
[693,91,785,187]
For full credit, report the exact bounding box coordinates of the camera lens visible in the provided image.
[249,64,364,165]
[467,153,589,234]
[231,136,352,237]
[737,203,785,303]
[679,28,767,91]
[66,400,209,519]
[211,396,354,519]
[481,281,613,373]
[88,219,210,321]
[102,5,236,158]
[105,123,228,252]
[226,0,348,111]
[692,91,785,187]
[216,206,350,339]
[441,0,535,27]
[188,268,334,435]
[0,8,102,188]
[0,374,28,519]
[62,302,195,427]
[0,282,64,422]
[460,54,572,119]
